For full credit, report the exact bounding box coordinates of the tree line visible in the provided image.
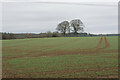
[1,19,85,39]
[1,32,62,40]
[1,18,118,40]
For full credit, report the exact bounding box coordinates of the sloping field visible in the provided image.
[2,36,118,78]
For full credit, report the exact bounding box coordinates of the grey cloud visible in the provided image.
[2,2,118,34]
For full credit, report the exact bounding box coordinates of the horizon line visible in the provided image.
[0,32,119,34]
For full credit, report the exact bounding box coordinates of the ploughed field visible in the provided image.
[2,36,118,78]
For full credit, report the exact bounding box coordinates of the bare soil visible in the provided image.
[2,37,119,78]
[3,37,117,59]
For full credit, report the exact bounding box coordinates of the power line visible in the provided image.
[32,2,117,7]
[2,1,118,7]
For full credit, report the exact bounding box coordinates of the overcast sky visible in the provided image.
[1,0,119,2]
[2,1,118,34]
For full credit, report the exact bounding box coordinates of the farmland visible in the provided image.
[2,36,118,78]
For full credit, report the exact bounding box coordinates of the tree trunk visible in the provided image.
[63,32,66,37]
[74,31,77,37]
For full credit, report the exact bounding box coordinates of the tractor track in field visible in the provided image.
[2,38,80,59]
[95,36,110,50]
[32,36,111,57]
[95,36,103,49]
[2,37,118,78]
[3,36,114,59]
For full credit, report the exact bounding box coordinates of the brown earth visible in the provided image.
[29,37,112,57]
[3,36,117,59]
[2,59,118,78]
[95,36,103,49]
[2,67,118,78]
[2,37,118,78]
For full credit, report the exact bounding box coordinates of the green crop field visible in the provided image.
[2,36,118,78]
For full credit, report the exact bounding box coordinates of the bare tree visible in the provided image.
[56,21,69,36]
[70,19,84,35]
[52,31,61,37]
[46,31,52,37]
[67,25,71,36]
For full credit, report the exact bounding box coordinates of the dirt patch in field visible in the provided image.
[95,37,103,49]
[30,37,117,57]
[2,37,118,78]
[102,37,110,49]
[33,67,118,74]
[2,67,118,78]
[31,37,113,57]
[2,38,80,59]
[32,37,111,57]
[95,36,110,49]
[33,49,118,57]
[3,37,117,59]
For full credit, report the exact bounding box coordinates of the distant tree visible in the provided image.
[70,19,84,35]
[9,33,15,39]
[2,32,16,39]
[0,32,2,40]
[2,32,6,39]
[52,31,61,37]
[39,33,47,38]
[46,31,52,37]
[27,33,33,38]
[2,32,9,39]
[56,21,69,36]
